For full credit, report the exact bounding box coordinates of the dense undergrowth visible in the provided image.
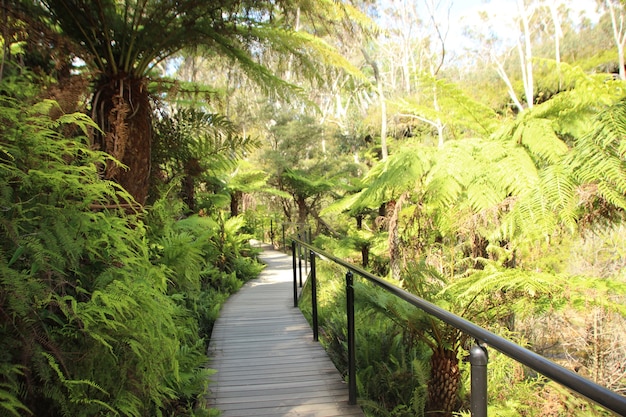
[0,77,263,416]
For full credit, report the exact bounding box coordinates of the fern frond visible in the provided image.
[354,145,434,209]
[568,98,626,213]
[155,231,206,293]
[41,352,117,414]
[0,365,31,417]
[443,265,565,319]
[511,117,569,165]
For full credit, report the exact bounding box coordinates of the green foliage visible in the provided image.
[281,168,335,199]
[152,108,255,180]
[0,364,30,416]
[226,161,272,194]
[29,0,367,99]
[569,98,626,215]
[151,107,259,209]
[0,81,166,415]
[148,201,263,342]
[0,76,264,417]
[349,144,435,210]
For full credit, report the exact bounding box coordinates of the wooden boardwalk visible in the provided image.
[206,244,364,417]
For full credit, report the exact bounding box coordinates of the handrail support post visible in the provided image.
[292,240,298,307]
[310,250,318,342]
[346,270,357,405]
[298,234,303,288]
[470,342,488,417]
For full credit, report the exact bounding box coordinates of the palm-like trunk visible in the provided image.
[427,347,461,416]
[93,76,152,205]
[231,190,242,217]
[296,195,307,225]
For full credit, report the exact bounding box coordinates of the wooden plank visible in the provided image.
[206,245,364,417]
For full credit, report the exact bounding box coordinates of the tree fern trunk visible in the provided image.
[230,190,242,217]
[361,244,369,268]
[93,76,152,205]
[427,347,460,417]
[296,196,307,225]
[182,174,196,212]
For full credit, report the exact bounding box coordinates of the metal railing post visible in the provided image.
[346,270,357,405]
[304,229,308,275]
[292,240,298,307]
[310,250,318,342]
[298,234,303,288]
[470,343,488,417]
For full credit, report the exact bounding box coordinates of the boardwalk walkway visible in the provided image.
[207,244,364,417]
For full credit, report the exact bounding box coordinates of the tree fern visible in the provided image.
[350,144,435,211]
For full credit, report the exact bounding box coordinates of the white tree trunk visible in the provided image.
[493,54,525,113]
[517,0,534,108]
[378,78,388,161]
[607,0,626,80]
[548,2,563,89]
[362,48,389,161]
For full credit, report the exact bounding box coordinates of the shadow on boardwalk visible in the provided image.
[206,243,364,417]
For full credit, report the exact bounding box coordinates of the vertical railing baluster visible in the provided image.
[292,240,298,307]
[304,229,308,275]
[346,270,356,405]
[310,250,318,342]
[282,224,286,252]
[470,343,488,417]
[298,234,303,288]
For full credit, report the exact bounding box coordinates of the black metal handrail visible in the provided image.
[291,238,626,417]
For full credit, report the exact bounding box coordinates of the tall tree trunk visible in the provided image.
[378,78,388,161]
[93,76,152,205]
[362,48,388,161]
[493,56,525,113]
[182,158,202,212]
[608,0,626,80]
[516,0,534,108]
[548,2,562,88]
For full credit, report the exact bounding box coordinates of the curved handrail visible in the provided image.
[291,237,626,416]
